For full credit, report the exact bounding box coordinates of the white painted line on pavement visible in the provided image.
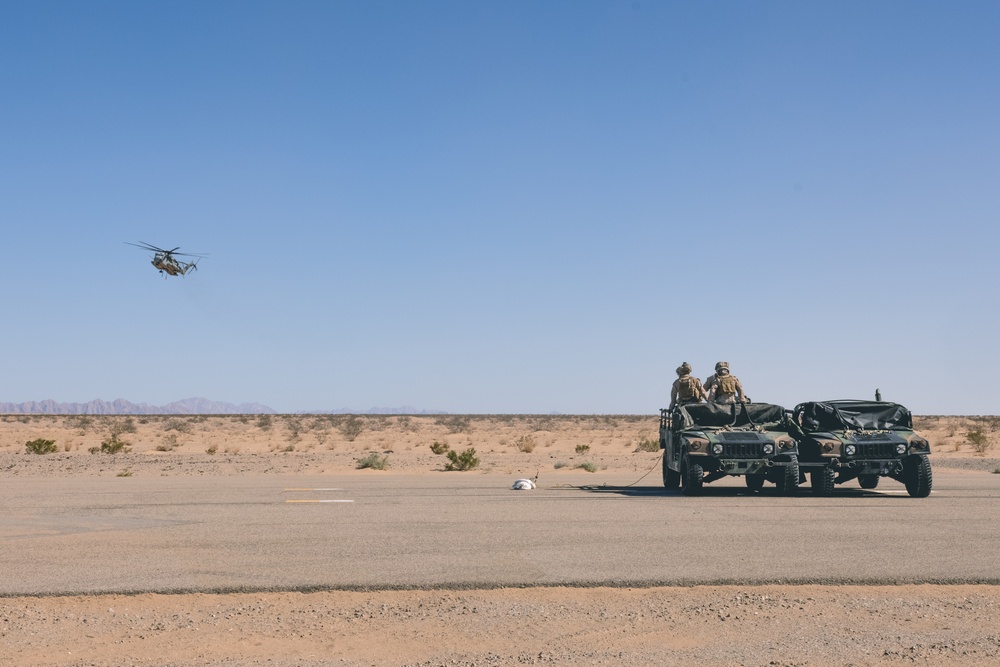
[285,499,354,503]
[284,488,344,491]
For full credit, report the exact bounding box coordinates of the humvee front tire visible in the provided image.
[811,467,836,496]
[662,455,681,490]
[745,474,765,492]
[681,457,703,496]
[858,474,880,489]
[775,456,799,496]
[904,455,932,498]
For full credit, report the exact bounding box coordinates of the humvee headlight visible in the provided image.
[778,439,794,450]
[822,443,834,453]
[911,438,929,451]
[688,441,702,451]
[896,443,907,455]
[712,443,724,455]
[845,444,857,456]
[762,443,774,455]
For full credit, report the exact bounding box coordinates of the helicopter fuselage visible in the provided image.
[152,253,194,276]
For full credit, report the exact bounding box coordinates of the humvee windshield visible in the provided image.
[797,401,912,432]
[674,402,786,430]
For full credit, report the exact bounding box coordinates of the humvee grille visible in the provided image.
[719,432,761,442]
[853,442,900,459]
[722,442,764,458]
[852,432,894,442]
[716,432,768,458]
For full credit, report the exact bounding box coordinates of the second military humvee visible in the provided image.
[791,400,932,497]
[659,402,799,496]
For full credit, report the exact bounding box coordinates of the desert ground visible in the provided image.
[1,412,999,666]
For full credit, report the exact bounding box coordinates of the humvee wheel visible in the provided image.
[858,475,880,489]
[745,474,765,492]
[775,456,799,496]
[681,456,703,496]
[811,467,836,496]
[904,455,932,498]
[662,454,681,490]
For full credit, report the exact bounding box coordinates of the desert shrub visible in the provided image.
[116,469,133,477]
[575,444,591,454]
[430,441,450,455]
[25,438,58,455]
[257,414,273,430]
[164,418,193,434]
[284,417,303,441]
[100,436,131,454]
[156,433,179,451]
[635,436,660,452]
[445,447,480,471]
[71,415,94,432]
[514,435,536,453]
[577,462,598,473]
[437,415,472,434]
[554,461,568,469]
[967,429,992,456]
[355,452,389,470]
[205,445,218,455]
[340,416,364,441]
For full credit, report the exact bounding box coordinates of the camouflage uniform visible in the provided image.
[670,362,706,409]
[707,362,745,404]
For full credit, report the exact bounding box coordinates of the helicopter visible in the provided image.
[126,242,206,277]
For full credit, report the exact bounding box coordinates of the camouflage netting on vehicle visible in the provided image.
[675,402,786,430]
[797,401,912,432]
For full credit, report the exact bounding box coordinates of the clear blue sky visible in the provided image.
[2,1,997,414]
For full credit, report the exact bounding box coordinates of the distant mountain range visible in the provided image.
[0,398,445,415]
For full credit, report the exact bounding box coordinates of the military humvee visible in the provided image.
[659,402,799,496]
[791,400,932,497]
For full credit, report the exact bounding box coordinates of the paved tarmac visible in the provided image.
[1,469,998,596]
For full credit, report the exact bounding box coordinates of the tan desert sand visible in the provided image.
[1,413,998,666]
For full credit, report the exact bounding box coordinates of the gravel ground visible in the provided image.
[4,585,1000,667]
[933,456,1000,472]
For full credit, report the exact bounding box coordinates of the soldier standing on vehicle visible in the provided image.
[669,362,707,409]
[706,361,746,404]
[703,361,727,397]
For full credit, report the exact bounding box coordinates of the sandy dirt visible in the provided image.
[2,413,998,666]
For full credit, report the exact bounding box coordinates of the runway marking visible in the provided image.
[285,499,354,503]
[284,488,344,491]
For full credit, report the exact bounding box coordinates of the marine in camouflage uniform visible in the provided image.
[705,361,746,404]
[669,362,707,409]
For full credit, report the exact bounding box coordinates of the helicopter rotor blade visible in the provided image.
[125,241,168,253]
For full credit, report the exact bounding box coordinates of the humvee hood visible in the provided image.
[675,402,786,430]
[797,400,912,433]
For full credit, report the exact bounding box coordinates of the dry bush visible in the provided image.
[356,452,389,470]
[156,433,179,452]
[436,415,472,434]
[967,430,992,456]
[163,418,193,434]
[514,435,536,453]
[339,416,364,441]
